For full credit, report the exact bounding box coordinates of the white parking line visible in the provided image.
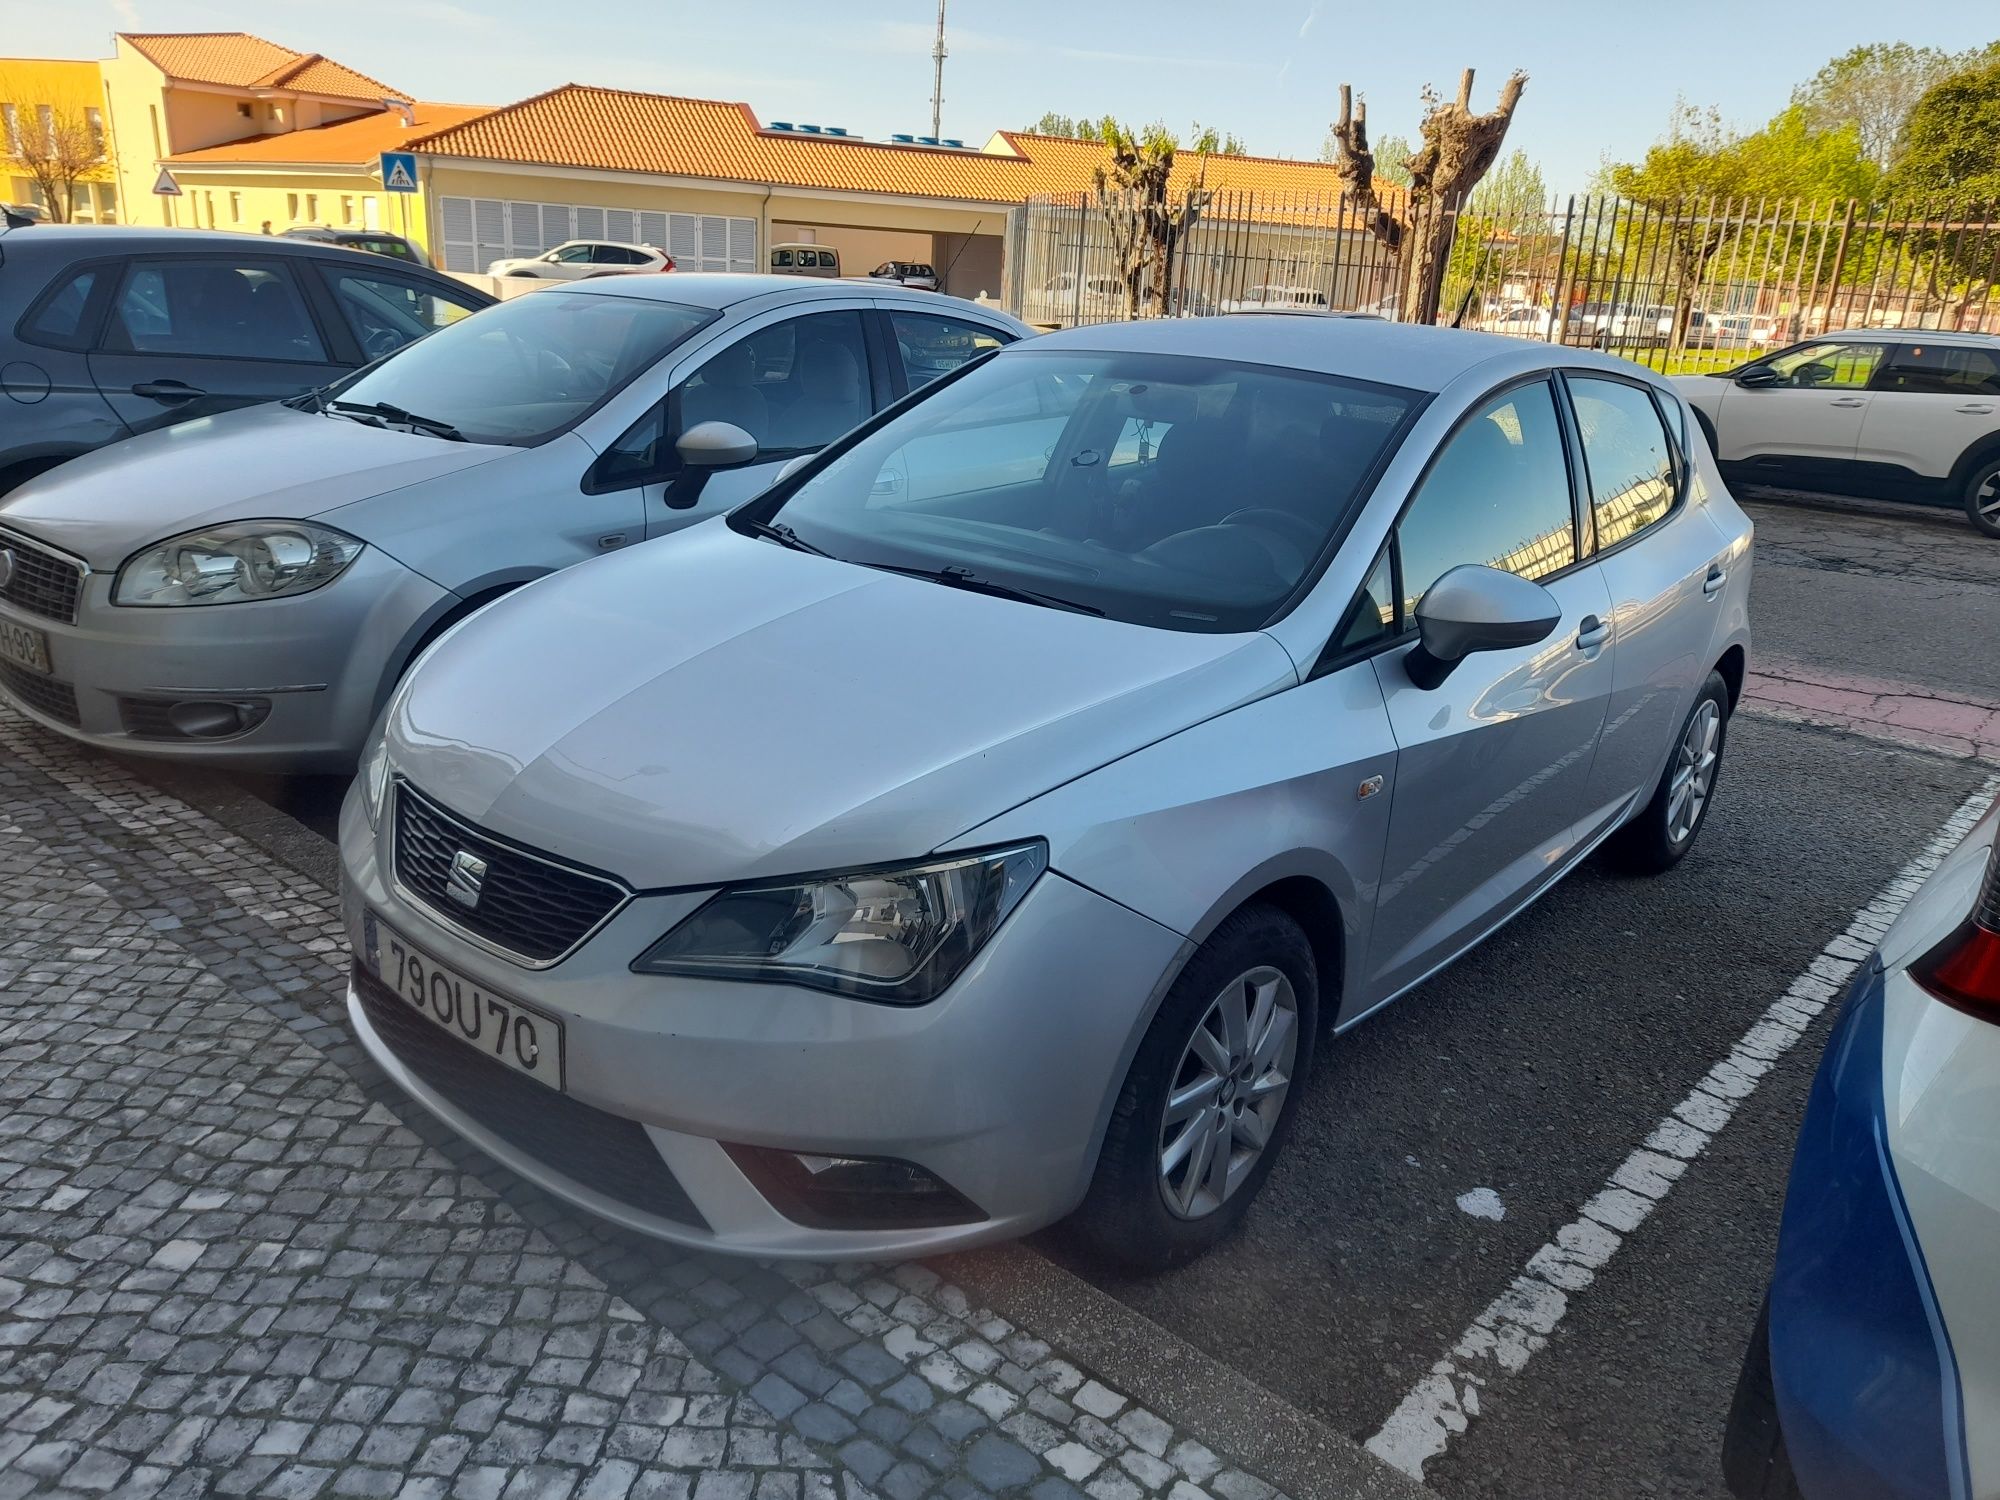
[1365,775,2000,1481]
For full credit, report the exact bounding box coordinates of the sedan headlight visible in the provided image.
[634,843,1047,1004]
[115,521,364,606]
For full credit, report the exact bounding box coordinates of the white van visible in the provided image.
[771,243,840,277]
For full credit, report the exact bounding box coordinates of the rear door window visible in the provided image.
[889,311,1011,391]
[320,265,485,362]
[1875,342,2000,395]
[1569,376,1678,548]
[106,259,325,362]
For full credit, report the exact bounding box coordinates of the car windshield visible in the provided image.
[326,289,714,445]
[750,348,1421,633]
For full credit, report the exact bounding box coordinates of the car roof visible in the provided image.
[4,223,419,263]
[553,272,1019,321]
[1023,313,1657,394]
[1810,327,2000,346]
[554,238,660,251]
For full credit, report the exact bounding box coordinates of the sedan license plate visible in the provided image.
[362,912,566,1091]
[0,615,51,676]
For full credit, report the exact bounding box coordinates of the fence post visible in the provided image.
[1546,195,1575,343]
[1823,199,1856,334]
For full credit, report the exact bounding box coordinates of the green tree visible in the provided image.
[1321,125,1415,185]
[1794,40,2000,170]
[1887,58,2000,199]
[1608,103,1877,344]
[1186,122,1247,156]
[1025,114,1243,154]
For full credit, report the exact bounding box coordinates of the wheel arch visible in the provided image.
[1947,431,2000,493]
[372,571,548,718]
[1715,642,1747,710]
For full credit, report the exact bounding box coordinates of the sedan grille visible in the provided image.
[353,965,706,1228]
[0,661,80,727]
[392,781,628,964]
[0,530,84,624]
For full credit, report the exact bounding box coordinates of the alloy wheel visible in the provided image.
[1157,965,1298,1220]
[1668,699,1722,843]
[1977,470,2000,523]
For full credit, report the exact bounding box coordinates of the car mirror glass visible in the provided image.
[1407,565,1561,689]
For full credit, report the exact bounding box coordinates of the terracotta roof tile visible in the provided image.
[166,103,491,167]
[120,32,400,102]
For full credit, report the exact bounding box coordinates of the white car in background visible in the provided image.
[488,240,675,279]
[1673,329,2000,538]
[1222,285,1332,314]
[1022,273,1128,326]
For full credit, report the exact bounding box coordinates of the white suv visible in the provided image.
[1674,329,2000,537]
[487,240,674,280]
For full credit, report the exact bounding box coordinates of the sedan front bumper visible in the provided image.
[338,787,1192,1258]
[0,543,448,772]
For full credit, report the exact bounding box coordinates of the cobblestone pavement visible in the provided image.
[0,706,1293,1500]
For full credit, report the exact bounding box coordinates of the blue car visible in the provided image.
[1725,792,2000,1499]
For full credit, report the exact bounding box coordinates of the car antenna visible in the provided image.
[1451,287,1476,329]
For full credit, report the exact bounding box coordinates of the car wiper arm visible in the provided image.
[866,562,1104,617]
[738,518,832,556]
[328,399,465,441]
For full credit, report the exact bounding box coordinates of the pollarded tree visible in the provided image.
[1329,69,1529,323]
[0,87,102,224]
[1092,123,1210,318]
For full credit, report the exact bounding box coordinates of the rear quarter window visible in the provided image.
[18,267,100,350]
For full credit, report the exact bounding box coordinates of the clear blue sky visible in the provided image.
[9,0,1999,191]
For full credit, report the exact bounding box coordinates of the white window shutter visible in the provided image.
[439,197,475,274]
[728,218,758,272]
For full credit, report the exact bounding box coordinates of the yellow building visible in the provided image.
[96,32,408,230]
[0,57,116,221]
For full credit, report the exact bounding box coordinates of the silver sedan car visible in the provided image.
[0,276,1025,769]
[340,316,1753,1269]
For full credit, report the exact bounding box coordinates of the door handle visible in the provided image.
[1703,564,1728,596]
[131,380,205,402]
[1956,403,1995,415]
[1827,396,1867,408]
[1576,615,1609,651]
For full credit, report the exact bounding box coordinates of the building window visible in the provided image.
[1,104,18,154]
[229,191,241,223]
[305,193,317,222]
[97,183,116,223]
[36,104,54,152]
[85,106,104,158]
[340,195,353,225]
[286,192,299,222]
[237,102,253,119]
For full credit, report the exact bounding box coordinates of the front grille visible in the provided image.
[353,965,707,1228]
[0,531,83,624]
[0,660,80,726]
[392,782,627,964]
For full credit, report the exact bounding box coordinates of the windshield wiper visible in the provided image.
[284,388,329,413]
[865,562,1104,617]
[327,399,465,441]
[738,518,832,556]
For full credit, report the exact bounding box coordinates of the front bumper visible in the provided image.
[338,789,1191,1258]
[1742,960,1971,1500]
[0,542,447,772]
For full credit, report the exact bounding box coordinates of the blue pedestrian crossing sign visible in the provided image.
[379,152,419,194]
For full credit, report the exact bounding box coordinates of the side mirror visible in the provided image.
[1734,365,1778,389]
[675,421,758,469]
[776,453,814,483]
[1405,565,1561,690]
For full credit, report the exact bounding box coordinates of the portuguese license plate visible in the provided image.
[362,911,566,1091]
[0,615,51,675]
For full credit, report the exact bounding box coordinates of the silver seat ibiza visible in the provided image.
[0,276,1025,769]
[340,316,1752,1270]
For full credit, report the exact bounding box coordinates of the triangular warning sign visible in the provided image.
[151,167,181,196]
[384,160,416,190]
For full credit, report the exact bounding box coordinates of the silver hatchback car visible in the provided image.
[0,276,1025,769]
[340,316,1752,1269]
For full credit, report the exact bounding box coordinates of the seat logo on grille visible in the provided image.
[0,550,14,591]
[445,849,489,909]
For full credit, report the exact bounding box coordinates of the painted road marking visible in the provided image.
[1365,775,2000,1480]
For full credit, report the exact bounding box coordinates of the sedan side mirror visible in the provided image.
[1734,365,1778,389]
[675,421,758,469]
[664,421,759,510]
[1406,565,1562,690]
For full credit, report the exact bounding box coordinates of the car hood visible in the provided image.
[389,521,1298,890]
[0,403,511,567]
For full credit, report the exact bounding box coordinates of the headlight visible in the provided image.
[358,730,391,828]
[633,843,1046,1004]
[115,521,364,606]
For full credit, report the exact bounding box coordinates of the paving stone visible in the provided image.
[965,1435,1041,1491]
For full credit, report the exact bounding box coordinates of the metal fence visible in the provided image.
[1005,189,2000,372]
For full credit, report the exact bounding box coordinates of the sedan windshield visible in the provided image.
[327,290,713,445]
[752,349,1420,632]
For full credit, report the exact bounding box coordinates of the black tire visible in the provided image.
[1605,670,1732,875]
[1965,454,2000,539]
[1069,903,1318,1273]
